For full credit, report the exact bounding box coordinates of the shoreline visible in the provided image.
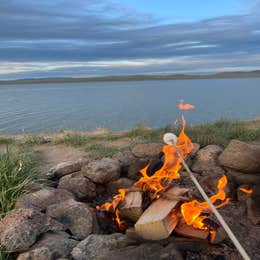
[1,71,260,85]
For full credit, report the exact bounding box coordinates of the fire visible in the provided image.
[134,116,193,198]
[178,99,195,110]
[97,189,127,230]
[97,104,230,238]
[239,187,253,194]
[181,175,230,230]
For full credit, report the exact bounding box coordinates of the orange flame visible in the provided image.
[181,175,230,230]
[178,99,195,110]
[134,115,193,198]
[97,189,126,230]
[239,187,253,194]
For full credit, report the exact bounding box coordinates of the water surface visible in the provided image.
[0,78,259,134]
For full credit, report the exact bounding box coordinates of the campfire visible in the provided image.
[96,102,251,260]
[97,116,227,238]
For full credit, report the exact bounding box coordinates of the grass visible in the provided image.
[186,119,260,147]
[0,119,260,159]
[0,147,40,259]
[0,137,14,145]
[0,147,40,219]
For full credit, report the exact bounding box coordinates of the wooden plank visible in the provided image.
[134,187,189,240]
[119,191,143,222]
[174,219,209,240]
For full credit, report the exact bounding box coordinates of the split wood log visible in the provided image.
[174,219,209,240]
[119,191,143,222]
[134,187,189,240]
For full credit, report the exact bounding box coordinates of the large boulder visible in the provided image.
[0,208,63,252]
[58,173,96,201]
[47,158,89,179]
[46,199,94,240]
[17,232,77,260]
[191,145,224,176]
[132,143,163,158]
[15,187,75,211]
[82,158,121,184]
[219,140,260,173]
[71,233,182,260]
[106,178,134,195]
[71,233,133,260]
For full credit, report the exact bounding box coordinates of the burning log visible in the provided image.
[174,219,209,240]
[119,191,143,222]
[134,187,189,240]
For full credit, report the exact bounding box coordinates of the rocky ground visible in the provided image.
[0,139,260,260]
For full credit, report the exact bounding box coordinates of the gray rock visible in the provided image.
[82,158,121,184]
[46,199,94,240]
[113,151,136,167]
[219,140,260,173]
[127,159,148,181]
[189,143,200,158]
[0,208,63,252]
[104,243,183,260]
[226,169,260,185]
[132,143,163,158]
[71,233,133,260]
[192,145,224,176]
[15,187,75,211]
[47,158,89,179]
[17,231,77,260]
[106,178,134,194]
[58,173,96,201]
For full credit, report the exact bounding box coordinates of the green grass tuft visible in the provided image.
[0,148,40,219]
[0,137,14,145]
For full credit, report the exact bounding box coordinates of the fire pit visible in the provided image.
[0,103,259,260]
[96,116,235,247]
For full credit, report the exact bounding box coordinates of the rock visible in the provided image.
[0,208,63,252]
[246,187,260,225]
[17,231,77,260]
[106,178,134,194]
[113,151,136,167]
[82,158,121,184]
[132,143,163,158]
[219,140,260,173]
[46,199,94,240]
[58,173,96,201]
[104,243,183,260]
[189,143,200,158]
[95,184,106,195]
[192,145,224,176]
[127,159,148,181]
[71,233,133,260]
[47,158,89,179]
[226,170,260,186]
[15,187,75,211]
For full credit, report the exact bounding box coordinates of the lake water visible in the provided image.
[0,78,259,134]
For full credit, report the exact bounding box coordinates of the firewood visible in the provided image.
[210,226,226,244]
[119,191,143,222]
[134,187,189,240]
[174,219,209,240]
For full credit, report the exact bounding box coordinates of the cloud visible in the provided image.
[0,0,260,79]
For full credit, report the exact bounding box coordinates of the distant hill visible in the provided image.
[1,70,260,85]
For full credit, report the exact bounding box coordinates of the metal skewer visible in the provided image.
[164,133,251,260]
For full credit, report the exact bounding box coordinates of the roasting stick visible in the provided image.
[163,133,251,260]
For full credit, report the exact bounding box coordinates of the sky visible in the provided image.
[1,0,260,80]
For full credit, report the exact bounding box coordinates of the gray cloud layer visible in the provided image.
[1,0,260,79]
